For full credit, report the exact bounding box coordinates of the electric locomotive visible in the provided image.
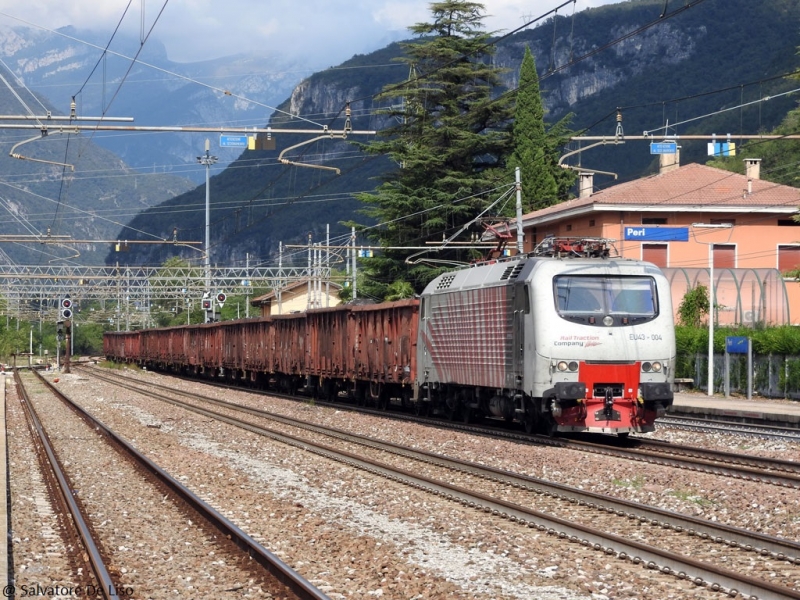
[414,237,675,436]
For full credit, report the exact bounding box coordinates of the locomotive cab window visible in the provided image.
[554,276,657,326]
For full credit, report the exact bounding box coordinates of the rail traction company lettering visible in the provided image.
[4,584,135,597]
[555,335,601,347]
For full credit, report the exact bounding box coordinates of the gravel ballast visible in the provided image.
[11,368,799,599]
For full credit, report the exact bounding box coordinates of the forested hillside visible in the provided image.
[110,0,800,269]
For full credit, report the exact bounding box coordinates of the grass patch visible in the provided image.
[612,475,645,489]
[668,489,714,507]
[98,360,140,371]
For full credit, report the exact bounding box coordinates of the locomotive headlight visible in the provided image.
[568,361,578,372]
[642,362,652,372]
[603,315,614,326]
[557,361,569,372]
[651,361,662,372]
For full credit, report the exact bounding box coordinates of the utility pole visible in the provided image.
[64,319,71,374]
[197,139,218,323]
[515,166,523,253]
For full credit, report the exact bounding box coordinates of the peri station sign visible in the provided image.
[623,227,689,242]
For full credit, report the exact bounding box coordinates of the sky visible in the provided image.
[0,0,620,66]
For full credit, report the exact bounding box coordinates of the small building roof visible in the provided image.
[521,163,800,227]
[251,279,342,306]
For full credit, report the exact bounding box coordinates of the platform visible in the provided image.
[669,391,800,428]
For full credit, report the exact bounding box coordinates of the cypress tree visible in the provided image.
[508,46,576,211]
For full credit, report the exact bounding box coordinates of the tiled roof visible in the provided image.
[521,163,800,225]
[252,279,342,304]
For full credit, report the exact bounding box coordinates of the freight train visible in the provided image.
[104,237,676,436]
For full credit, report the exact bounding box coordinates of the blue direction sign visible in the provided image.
[219,135,248,148]
[726,336,750,354]
[623,227,688,242]
[650,141,678,154]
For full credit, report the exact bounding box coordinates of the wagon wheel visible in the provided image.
[370,381,388,410]
[354,382,366,407]
[461,405,472,424]
[321,378,336,402]
[413,401,429,417]
[523,397,537,434]
[445,395,459,421]
[400,388,413,411]
[542,413,559,437]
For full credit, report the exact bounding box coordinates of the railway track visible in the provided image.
[120,365,800,491]
[11,369,329,600]
[81,365,800,600]
[657,415,800,441]
[561,436,800,490]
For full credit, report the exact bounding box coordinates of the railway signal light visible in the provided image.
[216,292,226,307]
[56,320,64,341]
[202,298,212,311]
[60,296,73,320]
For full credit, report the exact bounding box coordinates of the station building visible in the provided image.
[517,156,800,325]
[251,278,342,317]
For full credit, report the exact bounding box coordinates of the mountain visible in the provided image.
[0,24,315,184]
[0,22,321,265]
[113,0,800,270]
[0,81,194,265]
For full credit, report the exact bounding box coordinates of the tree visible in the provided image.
[385,280,416,301]
[508,46,576,211]
[508,46,556,210]
[677,285,710,327]
[352,1,515,298]
[150,256,204,320]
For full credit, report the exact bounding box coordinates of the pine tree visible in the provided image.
[352,1,515,299]
[508,46,576,211]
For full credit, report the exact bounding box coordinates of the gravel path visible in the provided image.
[12,367,799,599]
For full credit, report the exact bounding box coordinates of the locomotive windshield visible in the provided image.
[554,275,657,325]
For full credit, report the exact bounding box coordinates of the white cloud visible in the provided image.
[0,0,619,65]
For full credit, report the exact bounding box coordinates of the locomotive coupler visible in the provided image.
[594,386,621,422]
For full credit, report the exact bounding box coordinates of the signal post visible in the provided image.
[60,295,73,374]
[201,291,226,323]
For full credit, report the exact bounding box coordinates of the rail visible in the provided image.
[14,369,118,599]
[29,369,330,600]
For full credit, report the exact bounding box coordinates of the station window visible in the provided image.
[642,244,667,267]
[713,244,736,269]
[778,245,800,273]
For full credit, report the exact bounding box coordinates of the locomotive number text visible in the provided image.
[628,333,663,341]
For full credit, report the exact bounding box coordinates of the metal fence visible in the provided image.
[682,352,800,399]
